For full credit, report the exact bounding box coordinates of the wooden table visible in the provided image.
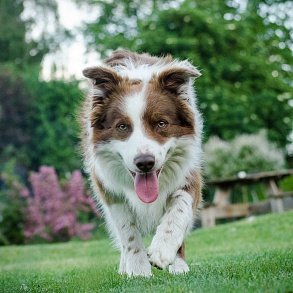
[201,169,293,227]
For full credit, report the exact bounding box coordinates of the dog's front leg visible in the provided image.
[106,204,152,277]
[148,190,194,271]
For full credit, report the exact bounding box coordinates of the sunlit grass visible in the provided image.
[1,211,293,292]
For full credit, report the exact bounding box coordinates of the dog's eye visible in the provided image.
[116,123,129,131]
[157,120,168,129]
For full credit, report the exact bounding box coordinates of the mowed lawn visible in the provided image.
[1,211,293,293]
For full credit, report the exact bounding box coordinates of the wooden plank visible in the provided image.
[213,187,231,207]
[283,197,293,211]
[268,191,293,198]
[266,179,284,213]
[201,206,216,228]
[270,198,284,213]
[267,179,280,195]
[249,201,271,215]
[207,169,293,186]
[215,203,250,219]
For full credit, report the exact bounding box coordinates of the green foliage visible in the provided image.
[84,0,293,148]
[0,0,64,66]
[280,175,293,192]
[0,0,80,174]
[0,159,26,245]
[0,65,82,174]
[0,211,292,292]
[204,131,285,179]
[84,0,167,57]
[24,75,83,173]
[0,0,31,64]
[0,66,34,168]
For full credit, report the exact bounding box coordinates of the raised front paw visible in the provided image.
[120,249,152,277]
[148,239,177,269]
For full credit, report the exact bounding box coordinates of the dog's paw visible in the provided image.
[148,240,177,269]
[168,256,189,275]
[121,250,152,277]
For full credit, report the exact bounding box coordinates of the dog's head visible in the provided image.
[83,51,201,203]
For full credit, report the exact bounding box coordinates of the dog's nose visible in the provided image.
[134,154,155,172]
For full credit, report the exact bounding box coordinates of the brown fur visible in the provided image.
[82,63,196,147]
[91,172,121,205]
[83,66,144,144]
[183,170,203,212]
[92,112,133,143]
[157,67,199,94]
[142,72,196,145]
[177,243,185,259]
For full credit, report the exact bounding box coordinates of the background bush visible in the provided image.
[204,131,285,179]
[0,163,100,245]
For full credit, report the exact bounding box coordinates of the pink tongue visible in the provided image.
[134,171,159,203]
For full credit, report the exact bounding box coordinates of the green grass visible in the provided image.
[1,211,293,293]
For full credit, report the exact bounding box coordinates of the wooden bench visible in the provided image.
[201,169,293,227]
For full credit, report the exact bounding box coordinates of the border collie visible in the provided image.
[81,50,202,277]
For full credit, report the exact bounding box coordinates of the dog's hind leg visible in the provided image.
[105,203,152,277]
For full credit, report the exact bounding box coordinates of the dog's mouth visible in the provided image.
[130,169,161,204]
[130,169,161,178]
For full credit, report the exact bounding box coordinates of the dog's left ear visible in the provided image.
[158,64,201,95]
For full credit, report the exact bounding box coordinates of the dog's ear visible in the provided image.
[82,66,122,102]
[83,66,122,128]
[158,64,201,95]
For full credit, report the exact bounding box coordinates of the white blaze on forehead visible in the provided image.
[125,89,146,129]
[124,88,149,152]
[117,64,154,82]
[114,61,166,83]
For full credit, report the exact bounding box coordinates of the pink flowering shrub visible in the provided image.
[24,166,97,243]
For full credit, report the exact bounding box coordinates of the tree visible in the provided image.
[0,0,29,64]
[0,0,64,66]
[0,68,33,154]
[83,0,170,57]
[0,0,80,174]
[0,65,82,174]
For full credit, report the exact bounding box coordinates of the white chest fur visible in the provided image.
[124,188,168,235]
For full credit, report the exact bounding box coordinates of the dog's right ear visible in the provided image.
[82,66,122,101]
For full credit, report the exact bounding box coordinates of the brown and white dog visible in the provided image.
[81,50,202,277]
